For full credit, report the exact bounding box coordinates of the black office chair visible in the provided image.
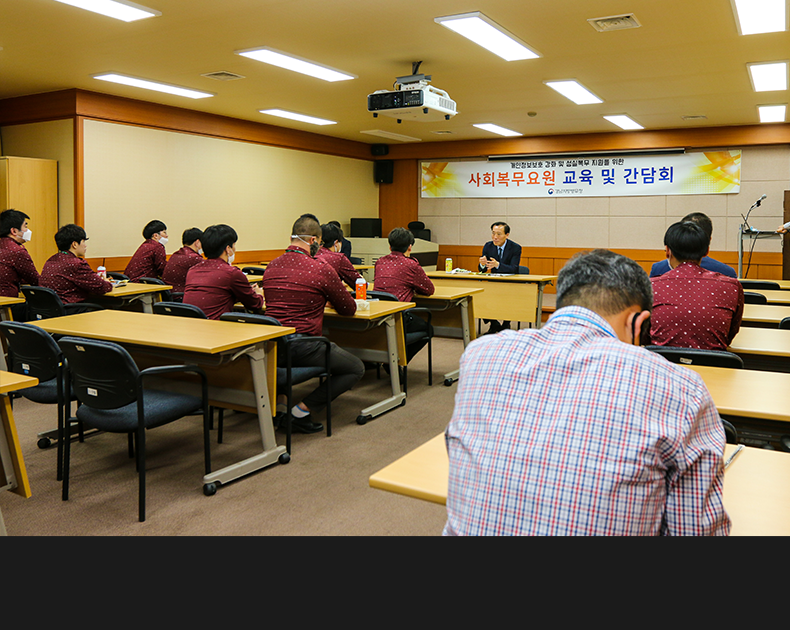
[740,280,780,290]
[779,317,790,330]
[518,265,531,274]
[219,312,331,454]
[57,336,211,522]
[367,290,433,394]
[349,256,363,265]
[152,301,207,318]
[645,345,744,369]
[241,266,266,276]
[743,291,768,304]
[0,321,81,483]
[721,418,739,445]
[106,272,129,281]
[137,277,172,302]
[21,286,104,320]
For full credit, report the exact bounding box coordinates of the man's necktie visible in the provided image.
[497,246,502,259]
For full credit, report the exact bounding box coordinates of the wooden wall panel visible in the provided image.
[379,159,419,236]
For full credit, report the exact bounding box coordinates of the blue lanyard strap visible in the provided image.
[550,312,616,338]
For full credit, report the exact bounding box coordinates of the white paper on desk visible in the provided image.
[449,268,471,274]
[487,273,514,277]
[354,299,370,310]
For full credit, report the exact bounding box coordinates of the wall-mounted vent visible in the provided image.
[681,115,708,120]
[431,130,454,135]
[588,14,641,32]
[201,71,245,81]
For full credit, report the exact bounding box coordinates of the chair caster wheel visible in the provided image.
[356,414,371,425]
[444,378,454,387]
[203,482,218,496]
[399,399,406,407]
[38,437,52,449]
[278,452,291,465]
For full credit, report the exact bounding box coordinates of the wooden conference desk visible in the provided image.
[94,282,173,313]
[427,271,556,328]
[368,434,790,536]
[746,289,790,305]
[739,278,790,290]
[412,286,482,386]
[728,327,790,372]
[0,371,38,536]
[0,296,25,371]
[741,303,790,327]
[322,300,413,425]
[32,310,294,495]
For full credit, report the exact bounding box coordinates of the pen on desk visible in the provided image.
[724,444,744,470]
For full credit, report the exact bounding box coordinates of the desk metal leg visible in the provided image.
[202,346,288,493]
[356,316,406,424]
[443,297,471,387]
[0,307,11,371]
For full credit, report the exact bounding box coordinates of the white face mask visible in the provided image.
[228,252,235,264]
[158,236,169,246]
[21,229,32,242]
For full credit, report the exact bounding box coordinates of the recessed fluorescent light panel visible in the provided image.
[435,12,540,61]
[603,115,644,130]
[236,47,355,82]
[731,0,787,35]
[361,130,422,142]
[758,104,787,122]
[473,123,521,137]
[93,73,213,99]
[544,80,603,105]
[259,109,336,126]
[52,0,160,22]
[748,61,788,91]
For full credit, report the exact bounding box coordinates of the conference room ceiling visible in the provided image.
[1,0,788,145]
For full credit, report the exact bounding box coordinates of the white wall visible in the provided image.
[81,120,379,257]
[419,146,790,253]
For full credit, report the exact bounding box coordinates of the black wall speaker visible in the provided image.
[374,160,394,184]
[371,143,389,156]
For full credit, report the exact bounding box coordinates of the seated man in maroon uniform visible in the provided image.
[0,209,40,321]
[649,220,744,350]
[263,215,365,434]
[183,224,263,320]
[40,224,113,313]
[124,219,168,282]
[374,227,435,362]
[315,222,362,289]
[163,227,203,294]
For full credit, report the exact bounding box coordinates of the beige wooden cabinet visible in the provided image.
[0,156,58,271]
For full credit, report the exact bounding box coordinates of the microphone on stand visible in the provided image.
[742,194,767,232]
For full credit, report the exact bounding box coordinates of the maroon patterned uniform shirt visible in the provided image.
[183,258,263,320]
[124,239,166,282]
[40,252,113,303]
[314,246,361,288]
[373,251,435,302]
[649,262,744,350]
[0,236,39,297]
[263,246,356,336]
[163,246,203,293]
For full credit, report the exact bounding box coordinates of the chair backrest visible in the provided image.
[518,265,531,274]
[106,272,129,281]
[0,321,62,382]
[645,345,744,369]
[57,337,139,410]
[137,277,172,301]
[21,286,66,320]
[779,317,790,330]
[241,266,266,276]
[349,256,363,265]
[743,291,768,304]
[740,280,780,290]
[366,290,398,302]
[721,418,738,445]
[407,221,425,231]
[153,301,207,318]
[220,312,281,326]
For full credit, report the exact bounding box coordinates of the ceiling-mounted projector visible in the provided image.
[367,65,457,123]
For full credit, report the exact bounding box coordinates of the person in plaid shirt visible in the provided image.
[445,249,730,536]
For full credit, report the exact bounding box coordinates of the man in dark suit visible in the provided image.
[329,220,353,261]
[479,221,522,334]
[650,212,736,278]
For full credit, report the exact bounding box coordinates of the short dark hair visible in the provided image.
[201,224,237,259]
[292,215,321,239]
[491,221,510,234]
[321,223,342,249]
[681,212,713,241]
[54,224,87,251]
[557,249,653,315]
[664,221,709,262]
[0,209,30,238]
[299,213,320,224]
[143,220,167,240]
[182,227,203,246]
[328,220,345,237]
[388,227,415,253]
